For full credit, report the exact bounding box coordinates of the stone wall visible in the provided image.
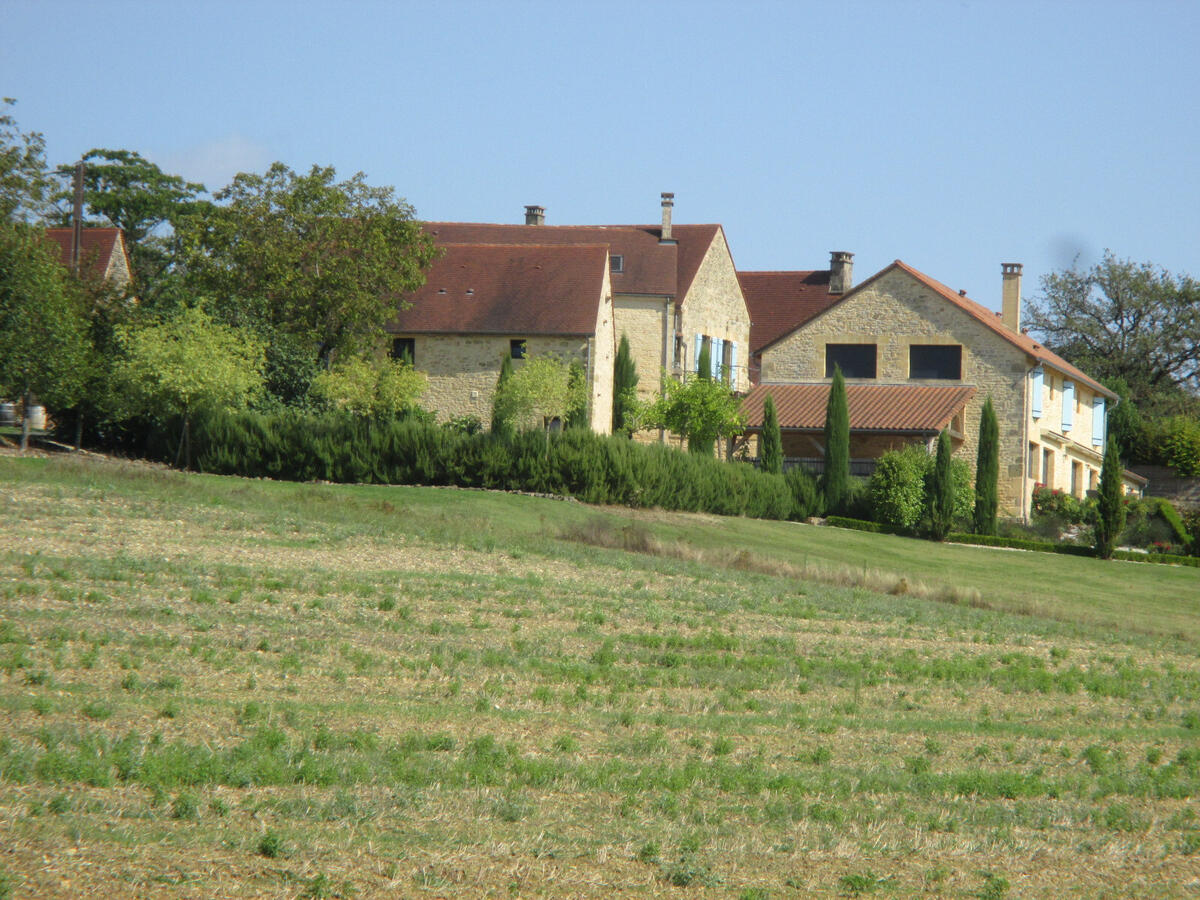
[407,333,605,430]
[613,295,670,403]
[678,228,752,392]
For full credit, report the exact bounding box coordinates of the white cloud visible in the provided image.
[155,135,275,191]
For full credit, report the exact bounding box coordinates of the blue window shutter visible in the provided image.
[712,338,723,379]
[1062,381,1074,431]
[1093,396,1106,447]
[1031,367,1043,418]
[730,341,739,389]
[694,334,702,373]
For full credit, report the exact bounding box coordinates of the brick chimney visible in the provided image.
[1001,263,1022,332]
[659,192,675,243]
[829,251,854,294]
[524,205,545,226]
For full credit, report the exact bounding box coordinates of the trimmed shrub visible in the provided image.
[785,466,822,520]
[869,446,927,533]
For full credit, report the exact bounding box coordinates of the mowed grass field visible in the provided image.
[1,453,1199,898]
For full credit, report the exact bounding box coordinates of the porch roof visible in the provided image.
[743,383,976,433]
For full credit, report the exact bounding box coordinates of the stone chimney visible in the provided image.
[524,205,545,226]
[1001,263,1022,332]
[660,192,675,243]
[829,251,854,294]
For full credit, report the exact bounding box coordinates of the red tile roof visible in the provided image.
[43,227,125,280]
[737,269,841,353]
[390,243,608,336]
[422,222,721,303]
[742,383,976,432]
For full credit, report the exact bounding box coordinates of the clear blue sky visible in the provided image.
[5,0,1198,315]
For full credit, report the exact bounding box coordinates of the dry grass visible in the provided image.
[2,453,1200,897]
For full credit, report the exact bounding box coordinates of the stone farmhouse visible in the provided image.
[738,257,1128,519]
[389,194,751,435]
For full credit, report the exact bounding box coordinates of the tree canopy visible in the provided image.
[1027,252,1200,412]
[54,149,208,293]
[179,162,438,365]
[492,354,586,432]
[1,98,53,223]
[645,370,744,456]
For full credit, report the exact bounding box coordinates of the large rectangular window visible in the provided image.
[825,343,876,379]
[909,345,962,380]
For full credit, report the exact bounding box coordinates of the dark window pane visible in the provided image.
[909,345,961,380]
[510,339,527,359]
[391,337,415,365]
[825,344,876,379]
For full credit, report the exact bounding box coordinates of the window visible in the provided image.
[825,343,876,379]
[610,254,623,273]
[909,345,962,380]
[1030,367,1044,418]
[390,337,415,365]
[510,339,527,360]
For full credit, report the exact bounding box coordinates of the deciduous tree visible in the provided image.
[110,305,265,468]
[0,99,53,223]
[310,356,427,418]
[645,371,744,456]
[179,162,438,366]
[1028,253,1200,412]
[0,224,90,448]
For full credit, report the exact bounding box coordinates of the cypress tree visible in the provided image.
[1095,437,1126,559]
[491,353,514,437]
[928,429,955,541]
[696,339,712,382]
[822,366,849,514]
[760,393,783,475]
[612,333,639,436]
[972,397,1000,535]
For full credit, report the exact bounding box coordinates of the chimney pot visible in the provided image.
[660,192,675,243]
[1001,262,1023,332]
[524,205,545,226]
[828,251,854,294]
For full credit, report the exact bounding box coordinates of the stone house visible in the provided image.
[400,195,752,438]
[739,258,1121,519]
[387,242,615,432]
[44,227,134,289]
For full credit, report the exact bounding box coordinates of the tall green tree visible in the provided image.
[928,429,955,541]
[646,371,744,456]
[822,365,849,513]
[760,393,783,475]
[0,98,53,223]
[491,353,515,437]
[612,333,639,436]
[178,162,438,366]
[1028,252,1200,412]
[1094,438,1126,559]
[696,339,712,382]
[492,354,584,433]
[53,149,208,294]
[109,305,265,468]
[0,223,90,449]
[972,397,1000,535]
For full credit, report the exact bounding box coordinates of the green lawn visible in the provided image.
[1,453,1198,897]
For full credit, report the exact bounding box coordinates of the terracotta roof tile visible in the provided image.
[742,383,976,432]
[422,222,720,302]
[43,227,122,279]
[737,269,841,353]
[391,243,607,336]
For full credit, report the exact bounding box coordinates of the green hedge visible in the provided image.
[176,408,799,520]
